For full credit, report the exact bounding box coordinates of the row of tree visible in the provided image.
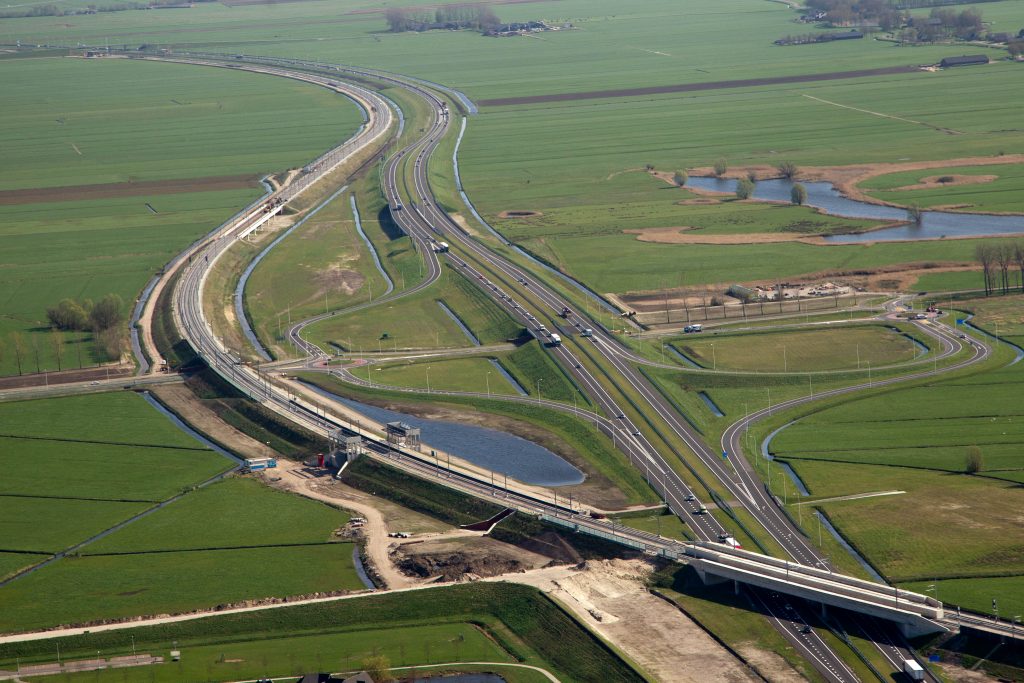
[384,4,500,33]
[0,327,113,375]
[974,242,1024,296]
[47,294,124,334]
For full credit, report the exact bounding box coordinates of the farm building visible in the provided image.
[940,55,989,68]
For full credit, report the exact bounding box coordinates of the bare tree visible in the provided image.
[776,161,799,180]
[1014,241,1024,293]
[10,332,25,375]
[51,327,64,371]
[384,7,409,32]
[975,243,995,295]
[997,243,1013,294]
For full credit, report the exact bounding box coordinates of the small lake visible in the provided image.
[686,177,1024,242]
[304,383,585,486]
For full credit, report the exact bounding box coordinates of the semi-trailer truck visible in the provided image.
[903,659,924,681]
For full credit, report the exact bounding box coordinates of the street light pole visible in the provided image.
[426,366,431,393]
[486,371,491,397]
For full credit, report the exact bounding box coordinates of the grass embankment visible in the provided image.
[0,582,643,682]
[300,372,656,507]
[341,457,635,562]
[0,57,362,376]
[0,477,363,633]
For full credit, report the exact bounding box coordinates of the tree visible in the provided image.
[51,327,64,372]
[713,158,727,177]
[976,243,996,295]
[965,445,983,474]
[10,332,25,375]
[1013,241,1024,293]
[736,177,755,200]
[384,7,409,32]
[361,655,393,683]
[746,169,758,183]
[88,293,124,332]
[673,170,687,187]
[777,160,799,180]
[997,242,1013,294]
[46,298,88,331]
[791,183,807,205]
[907,204,923,225]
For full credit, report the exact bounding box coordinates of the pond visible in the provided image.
[303,382,585,486]
[686,177,1024,242]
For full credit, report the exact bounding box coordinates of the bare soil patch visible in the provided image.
[0,364,133,390]
[150,384,277,460]
[478,65,919,107]
[393,535,550,582]
[0,174,261,206]
[625,226,814,245]
[889,174,998,192]
[314,265,365,297]
[497,209,543,219]
[499,560,762,683]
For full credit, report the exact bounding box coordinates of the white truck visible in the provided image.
[903,659,924,681]
[550,333,562,346]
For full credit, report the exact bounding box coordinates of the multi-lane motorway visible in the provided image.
[133,50,1019,681]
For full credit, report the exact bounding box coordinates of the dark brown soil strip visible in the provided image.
[0,174,261,206]
[478,65,921,107]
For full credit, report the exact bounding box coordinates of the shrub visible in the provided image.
[736,177,755,199]
[791,183,808,206]
[673,170,687,187]
[713,158,727,177]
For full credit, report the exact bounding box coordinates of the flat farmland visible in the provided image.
[0,56,361,375]
[0,496,146,553]
[25,624,521,683]
[2,0,1001,101]
[83,477,350,553]
[0,544,361,633]
[771,367,1024,479]
[791,460,1024,587]
[671,324,925,372]
[0,478,363,632]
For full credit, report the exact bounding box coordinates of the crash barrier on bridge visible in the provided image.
[684,542,947,637]
[540,513,685,557]
[686,542,942,614]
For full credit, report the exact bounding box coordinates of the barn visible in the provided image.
[940,55,989,68]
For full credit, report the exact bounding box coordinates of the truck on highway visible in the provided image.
[903,659,924,681]
[550,333,562,346]
[684,324,703,333]
[435,241,449,253]
[581,328,594,337]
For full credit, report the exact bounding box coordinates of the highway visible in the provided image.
[132,50,1021,680]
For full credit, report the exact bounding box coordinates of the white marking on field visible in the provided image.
[801,94,963,134]
[633,47,673,57]
[70,143,82,156]
[796,490,905,505]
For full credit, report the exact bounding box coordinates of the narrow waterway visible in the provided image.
[686,176,1024,242]
[303,382,584,486]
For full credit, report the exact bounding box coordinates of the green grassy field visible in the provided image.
[82,477,349,553]
[244,190,391,357]
[671,324,925,372]
[305,266,522,352]
[0,57,361,375]
[29,624,522,683]
[0,496,146,554]
[860,163,1024,213]
[0,583,642,682]
[373,356,521,395]
[0,543,362,633]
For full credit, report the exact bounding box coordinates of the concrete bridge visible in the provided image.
[684,542,947,637]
